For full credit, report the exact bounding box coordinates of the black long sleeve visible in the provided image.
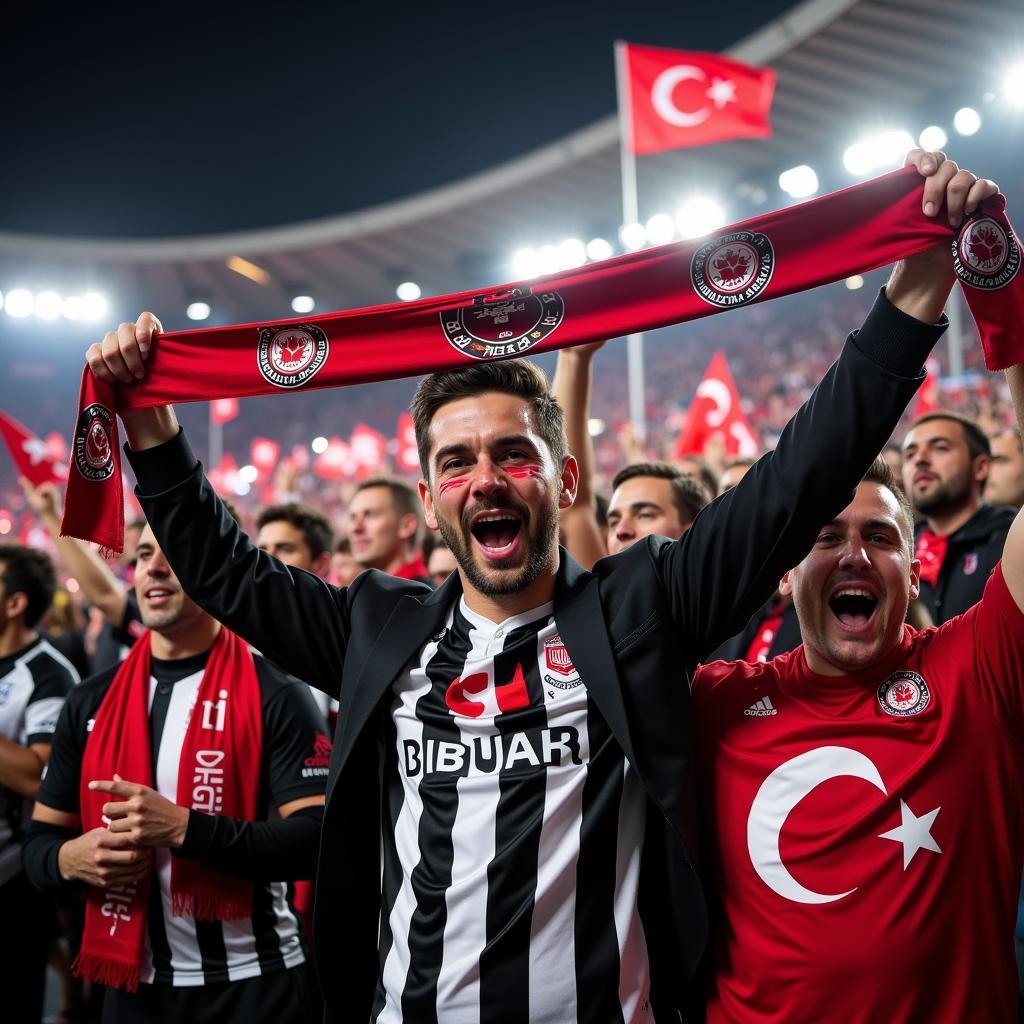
[176,804,324,881]
[22,821,82,895]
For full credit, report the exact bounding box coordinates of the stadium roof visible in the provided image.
[2,0,1019,328]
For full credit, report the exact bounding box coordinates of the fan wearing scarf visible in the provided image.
[22,521,329,1024]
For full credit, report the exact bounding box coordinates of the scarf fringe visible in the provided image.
[72,951,140,993]
[172,891,253,921]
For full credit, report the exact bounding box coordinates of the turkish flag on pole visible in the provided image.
[674,352,759,459]
[350,424,388,479]
[0,411,68,485]
[249,437,280,479]
[394,413,420,474]
[912,358,942,418]
[210,398,239,425]
[618,43,775,155]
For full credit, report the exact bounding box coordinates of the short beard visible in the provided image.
[437,495,559,597]
[913,474,969,516]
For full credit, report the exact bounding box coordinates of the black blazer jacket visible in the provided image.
[128,292,942,1022]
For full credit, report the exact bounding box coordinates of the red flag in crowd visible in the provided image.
[350,424,388,479]
[674,352,759,459]
[618,43,775,155]
[394,413,420,474]
[314,437,355,481]
[0,411,68,485]
[913,357,942,418]
[249,437,280,479]
[210,398,239,425]
[207,453,239,494]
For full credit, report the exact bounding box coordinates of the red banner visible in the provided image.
[619,43,775,155]
[395,413,420,474]
[0,411,68,485]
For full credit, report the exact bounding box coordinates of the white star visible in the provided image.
[879,799,942,869]
[21,437,50,465]
[706,77,737,109]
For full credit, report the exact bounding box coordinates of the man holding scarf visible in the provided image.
[23,521,329,1023]
[76,152,1005,1022]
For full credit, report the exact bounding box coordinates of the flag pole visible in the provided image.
[614,40,647,444]
[208,404,222,470]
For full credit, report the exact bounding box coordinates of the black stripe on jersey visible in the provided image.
[574,698,626,1024]
[147,879,175,983]
[196,918,230,984]
[371,712,406,1020]
[478,619,551,1022]
[252,881,288,973]
[400,608,475,1023]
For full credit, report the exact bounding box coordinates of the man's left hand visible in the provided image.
[90,774,190,850]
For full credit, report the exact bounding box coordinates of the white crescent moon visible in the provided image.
[696,378,731,427]
[651,65,710,127]
[747,745,887,905]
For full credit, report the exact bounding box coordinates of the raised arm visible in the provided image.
[655,150,998,659]
[551,341,608,569]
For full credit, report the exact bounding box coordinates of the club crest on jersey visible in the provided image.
[953,216,1021,291]
[543,635,581,690]
[256,323,329,388]
[877,670,931,717]
[73,403,115,481]
[691,230,775,308]
[440,287,564,360]
[303,732,332,777]
[963,552,979,575]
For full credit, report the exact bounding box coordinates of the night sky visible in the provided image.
[3,1,797,238]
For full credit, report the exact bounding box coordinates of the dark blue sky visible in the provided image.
[3,1,796,237]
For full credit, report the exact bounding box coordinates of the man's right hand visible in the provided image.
[58,826,152,888]
[86,312,180,450]
[20,478,60,522]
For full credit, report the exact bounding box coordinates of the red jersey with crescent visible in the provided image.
[693,563,1024,1024]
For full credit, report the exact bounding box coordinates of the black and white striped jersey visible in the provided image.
[0,635,78,886]
[38,649,329,987]
[373,598,652,1024]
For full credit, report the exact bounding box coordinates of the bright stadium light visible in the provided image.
[558,238,587,270]
[186,301,211,321]
[537,244,563,275]
[842,141,874,177]
[396,281,421,301]
[645,213,676,246]
[233,480,251,497]
[846,275,865,290]
[843,130,914,177]
[79,292,107,321]
[587,417,606,437]
[311,436,328,454]
[62,295,84,320]
[586,237,613,262]
[953,106,981,135]
[675,197,727,240]
[238,464,259,483]
[619,222,647,251]
[35,290,63,320]
[778,165,818,198]
[5,289,33,318]
[1003,63,1024,106]
[512,247,540,279]
[291,294,315,313]
[918,125,947,151]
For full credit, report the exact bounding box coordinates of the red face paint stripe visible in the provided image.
[438,476,470,494]
[503,465,545,480]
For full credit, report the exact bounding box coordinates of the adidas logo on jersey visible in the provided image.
[744,696,778,717]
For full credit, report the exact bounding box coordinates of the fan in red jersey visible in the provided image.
[694,385,1024,1022]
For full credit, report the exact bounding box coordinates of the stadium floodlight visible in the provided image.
[0,290,4,312]
[645,213,676,246]
[558,238,587,270]
[233,480,251,497]
[844,131,914,177]
[778,165,818,199]
[5,288,34,318]
[846,275,865,290]
[1004,63,1024,107]
[587,417,606,437]
[512,247,540,279]
[62,295,84,320]
[619,222,648,251]
[311,436,329,454]
[537,244,563,275]
[396,281,421,302]
[953,107,981,135]
[291,294,315,314]
[675,197,727,240]
[79,292,107,321]
[918,125,948,151]
[238,464,259,484]
[35,290,63,320]
[842,141,874,177]
[186,301,211,321]
[586,237,613,262]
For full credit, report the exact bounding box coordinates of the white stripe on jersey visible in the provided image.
[614,761,650,1021]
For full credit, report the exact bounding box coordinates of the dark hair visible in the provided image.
[334,536,352,556]
[862,454,915,552]
[256,502,334,559]
[0,544,56,629]
[675,455,719,500]
[611,461,712,527]
[593,492,609,530]
[908,411,991,461]
[410,359,567,479]
[992,426,1023,453]
[353,477,421,522]
[723,456,757,471]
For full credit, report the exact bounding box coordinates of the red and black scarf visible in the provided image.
[74,627,263,992]
[61,166,1024,553]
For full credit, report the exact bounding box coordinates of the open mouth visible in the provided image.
[143,586,175,607]
[828,587,878,632]
[470,512,523,561]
